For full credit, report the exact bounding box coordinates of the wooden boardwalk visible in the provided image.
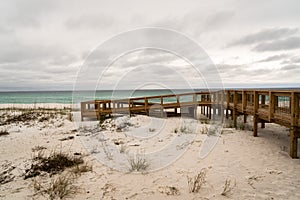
[81,89,300,158]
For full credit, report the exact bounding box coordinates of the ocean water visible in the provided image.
[1,88,297,104]
[0,89,200,104]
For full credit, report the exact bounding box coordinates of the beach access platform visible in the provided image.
[80,89,300,158]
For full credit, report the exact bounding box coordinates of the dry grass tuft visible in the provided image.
[200,126,208,134]
[32,145,47,152]
[221,178,236,196]
[158,186,180,195]
[34,174,77,200]
[128,155,150,172]
[187,168,206,193]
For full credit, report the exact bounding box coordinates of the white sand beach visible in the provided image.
[0,104,300,200]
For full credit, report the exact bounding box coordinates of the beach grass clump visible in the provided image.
[148,128,156,132]
[187,168,206,193]
[200,126,208,134]
[221,178,236,196]
[0,161,15,185]
[34,173,77,200]
[173,127,179,133]
[0,128,9,136]
[25,150,84,179]
[0,108,70,126]
[128,155,150,172]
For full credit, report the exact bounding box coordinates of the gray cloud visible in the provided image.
[291,56,300,63]
[216,63,290,84]
[253,36,300,52]
[281,64,300,71]
[256,54,289,63]
[65,14,115,30]
[229,27,298,46]
[281,55,300,64]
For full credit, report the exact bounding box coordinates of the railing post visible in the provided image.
[145,98,149,115]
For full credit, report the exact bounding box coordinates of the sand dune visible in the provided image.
[0,105,300,199]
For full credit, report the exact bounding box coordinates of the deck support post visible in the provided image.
[233,92,238,128]
[261,122,265,128]
[226,91,230,120]
[160,107,164,118]
[233,109,237,128]
[269,91,274,121]
[145,98,149,116]
[253,91,259,137]
[220,106,225,122]
[290,127,298,158]
[253,115,258,137]
[193,94,197,119]
[220,92,225,122]
[244,114,247,123]
[212,106,216,120]
[128,99,132,117]
[290,92,299,158]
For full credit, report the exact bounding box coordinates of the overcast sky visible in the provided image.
[0,0,299,91]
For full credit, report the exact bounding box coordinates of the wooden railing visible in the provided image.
[80,89,300,158]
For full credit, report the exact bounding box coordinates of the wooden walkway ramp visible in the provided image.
[80,89,300,158]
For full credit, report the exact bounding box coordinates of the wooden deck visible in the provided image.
[80,89,300,158]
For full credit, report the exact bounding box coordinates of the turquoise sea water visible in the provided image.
[0,90,200,104]
[1,88,298,104]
